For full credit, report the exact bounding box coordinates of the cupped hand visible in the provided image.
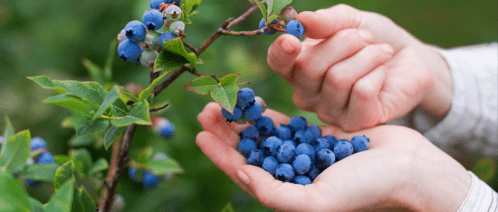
[268,4,452,131]
[196,103,470,212]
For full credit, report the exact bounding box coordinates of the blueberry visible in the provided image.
[150,0,167,9]
[246,150,264,166]
[25,178,41,187]
[142,172,159,189]
[166,0,180,6]
[237,138,257,157]
[236,88,255,108]
[275,163,295,182]
[30,137,47,151]
[129,167,138,181]
[240,125,259,141]
[294,130,313,144]
[292,154,312,175]
[143,9,164,30]
[287,117,307,134]
[124,21,146,43]
[296,143,315,161]
[0,136,4,146]
[118,40,143,63]
[307,165,320,181]
[261,136,282,156]
[254,116,274,136]
[272,125,292,141]
[306,125,321,143]
[351,135,370,153]
[259,18,278,35]
[277,142,296,163]
[293,175,311,185]
[37,152,54,164]
[316,149,335,170]
[222,106,243,122]
[261,156,278,176]
[314,138,330,151]
[243,102,263,121]
[333,140,353,161]
[286,20,305,39]
[158,32,178,47]
[323,135,338,149]
[283,140,296,148]
[158,120,175,138]
[254,96,267,113]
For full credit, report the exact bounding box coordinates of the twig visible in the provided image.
[226,4,261,29]
[152,66,188,96]
[183,41,198,54]
[186,67,220,82]
[219,28,265,36]
[98,135,122,207]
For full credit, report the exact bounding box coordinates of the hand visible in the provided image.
[267,4,453,131]
[196,103,471,211]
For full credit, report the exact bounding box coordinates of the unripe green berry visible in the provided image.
[140,50,159,67]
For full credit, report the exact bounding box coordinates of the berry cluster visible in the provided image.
[117,0,184,66]
[222,88,370,185]
[258,6,305,39]
[128,153,173,189]
[25,137,55,186]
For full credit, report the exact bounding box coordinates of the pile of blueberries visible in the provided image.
[117,0,184,66]
[222,88,370,185]
[25,137,55,186]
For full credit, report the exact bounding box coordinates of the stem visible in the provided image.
[226,4,261,29]
[100,124,137,212]
[220,29,265,36]
[152,66,188,96]
[98,135,122,208]
[183,41,198,54]
[187,67,220,82]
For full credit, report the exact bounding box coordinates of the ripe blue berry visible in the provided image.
[118,40,143,63]
[333,140,354,161]
[316,148,335,170]
[296,143,315,161]
[314,137,330,151]
[243,102,262,121]
[37,152,54,164]
[272,125,292,141]
[254,96,267,113]
[158,32,178,47]
[150,0,167,9]
[143,9,164,31]
[129,167,137,181]
[236,88,255,108]
[293,175,311,185]
[221,106,243,122]
[306,125,322,142]
[323,135,338,149]
[261,136,282,156]
[240,125,259,141]
[293,130,314,144]
[287,117,307,133]
[277,142,296,163]
[275,163,295,182]
[254,116,274,136]
[25,178,41,187]
[261,156,279,176]
[30,137,47,151]
[286,20,305,39]
[307,165,320,181]
[292,154,312,175]
[283,140,296,148]
[142,172,159,189]
[259,18,278,36]
[246,150,264,166]
[351,135,370,153]
[154,118,175,138]
[125,21,147,43]
[237,138,257,157]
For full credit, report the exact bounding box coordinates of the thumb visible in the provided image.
[298,4,363,39]
[267,34,302,83]
[237,165,319,212]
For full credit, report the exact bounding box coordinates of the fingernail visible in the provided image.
[358,29,373,42]
[237,169,250,185]
[380,44,394,54]
[280,39,295,55]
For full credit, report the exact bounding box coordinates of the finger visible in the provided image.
[316,43,393,124]
[198,102,241,147]
[237,165,321,212]
[297,4,363,39]
[292,29,373,111]
[267,34,302,84]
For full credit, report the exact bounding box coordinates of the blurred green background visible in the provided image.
[0,0,496,211]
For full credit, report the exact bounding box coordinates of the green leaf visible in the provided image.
[54,161,74,191]
[0,130,31,174]
[72,187,95,212]
[267,0,274,15]
[147,157,183,176]
[92,85,120,120]
[271,0,292,16]
[68,135,95,147]
[70,149,93,173]
[22,164,58,182]
[267,14,279,24]
[183,0,202,17]
[221,203,234,212]
[28,197,44,212]
[44,179,75,212]
[81,58,105,84]
[184,76,218,95]
[111,102,151,127]
[135,147,153,165]
[139,71,170,102]
[3,116,15,141]
[88,158,108,175]
[104,126,125,150]
[119,87,139,103]
[104,40,117,82]
[75,118,109,136]
[211,74,240,113]
[0,171,30,212]
[254,0,267,21]
[154,38,197,72]
[54,155,72,165]
[44,94,94,115]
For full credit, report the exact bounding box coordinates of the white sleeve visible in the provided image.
[406,43,498,157]
[458,171,498,212]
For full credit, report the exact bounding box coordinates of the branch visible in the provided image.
[219,28,265,36]
[226,4,261,29]
[186,67,220,82]
[98,135,122,208]
[100,124,137,212]
[183,41,198,54]
[152,66,188,96]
